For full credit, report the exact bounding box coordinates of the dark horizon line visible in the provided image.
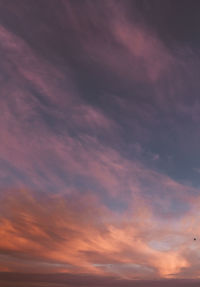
[0,272,200,285]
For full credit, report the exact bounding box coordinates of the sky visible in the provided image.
[1,0,200,286]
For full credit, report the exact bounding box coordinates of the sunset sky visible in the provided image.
[1,0,200,286]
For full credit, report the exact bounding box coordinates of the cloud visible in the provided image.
[1,0,200,282]
[62,0,172,84]
[0,184,199,278]
[0,22,199,275]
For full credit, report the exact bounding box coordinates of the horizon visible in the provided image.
[1,272,200,287]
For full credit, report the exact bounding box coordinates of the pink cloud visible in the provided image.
[63,1,173,84]
[1,1,200,281]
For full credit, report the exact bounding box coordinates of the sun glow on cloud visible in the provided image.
[0,186,199,278]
